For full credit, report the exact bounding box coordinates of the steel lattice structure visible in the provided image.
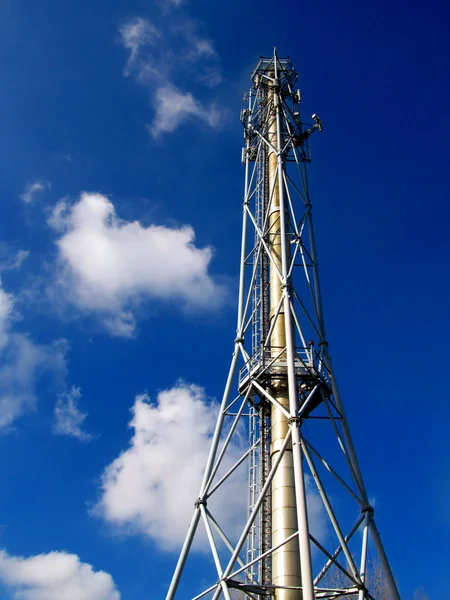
[166,50,401,600]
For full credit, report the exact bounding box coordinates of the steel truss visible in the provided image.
[166,50,401,600]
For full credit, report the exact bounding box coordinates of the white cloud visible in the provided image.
[188,38,217,61]
[119,18,161,75]
[149,85,223,136]
[175,22,223,88]
[94,383,247,551]
[0,334,67,428]
[58,154,75,163]
[94,383,326,552]
[173,20,221,72]
[118,17,224,135]
[50,193,224,336]
[21,180,50,204]
[0,282,14,349]
[305,474,327,542]
[160,0,184,8]
[0,279,68,428]
[197,66,224,88]
[53,386,92,441]
[0,250,29,272]
[0,549,120,600]
[47,199,70,231]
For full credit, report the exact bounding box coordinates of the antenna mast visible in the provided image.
[166,50,401,600]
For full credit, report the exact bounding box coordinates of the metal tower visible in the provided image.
[166,50,401,600]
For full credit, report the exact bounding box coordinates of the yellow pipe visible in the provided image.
[267,79,302,599]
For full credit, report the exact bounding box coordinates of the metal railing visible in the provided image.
[239,345,330,390]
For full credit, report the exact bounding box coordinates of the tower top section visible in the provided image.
[242,50,321,166]
[251,51,298,92]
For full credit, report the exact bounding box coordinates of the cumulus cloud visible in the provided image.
[53,386,92,441]
[94,383,326,552]
[50,193,224,336]
[149,85,222,136]
[0,549,120,600]
[119,17,224,136]
[21,180,50,204]
[0,279,68,428]
[94,383,247,550]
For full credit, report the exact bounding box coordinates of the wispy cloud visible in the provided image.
[0,281,13,350]
[0,548,120,599]
[0,279,68,429]
[197,65,224,88]
[20,179,51,204]
[161,0,185,8]
[187,38,217,61]
[173,18,223,86]
[53,386,92,441]
[57,153,75,163]
[149,85,222,136]
[47,198,70,231]
[0,248,29,272]
[118,16,225,136]
[119,17,161,75]
[49,193,225,337]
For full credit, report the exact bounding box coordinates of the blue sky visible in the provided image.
[0,0,449,598]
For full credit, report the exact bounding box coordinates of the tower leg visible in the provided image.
[325,358,401,600]
[370,520,401,600]
[358,511,370,600]
[291,424,315,600]
[166,509,201,600]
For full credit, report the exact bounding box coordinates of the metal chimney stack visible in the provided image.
[166,50,401,600]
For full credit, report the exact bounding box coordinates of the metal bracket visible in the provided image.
[227,580,273,596]
[361,504,374,516]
